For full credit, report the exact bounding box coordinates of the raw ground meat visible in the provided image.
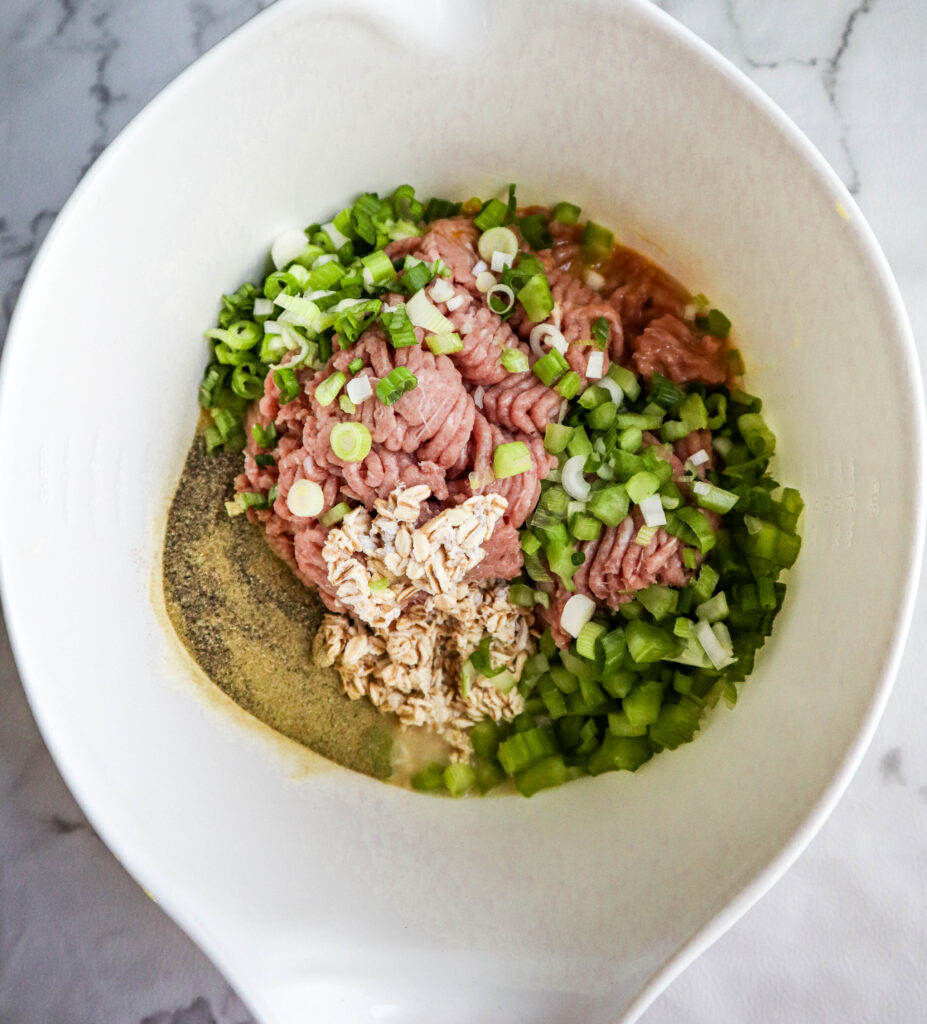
[236,212,729,627]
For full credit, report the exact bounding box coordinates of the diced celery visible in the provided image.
[623,680,664,728]
[444,762,476,797]
[637,584,678,622]
[587,735,652,775]
[607,711,648,737]
[626,620,677,663]
[411,762,446,792]
[515,754,569,796]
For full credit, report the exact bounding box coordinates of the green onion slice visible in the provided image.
[314,371,346,407]
[551,201,581,225]
[517,273,554,322]
[360,249,397,286]
[376,366,418,406]
[319,501,352,528]
[273,367,300,405]
[474,198,509,232]
[425,332,464,355]
[383,304,418,348]
[329,422,372,462]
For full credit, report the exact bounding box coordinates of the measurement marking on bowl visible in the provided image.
[869,479,881,518]
[812,456,864,548]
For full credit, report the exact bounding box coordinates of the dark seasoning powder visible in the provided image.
[162,428,396,779]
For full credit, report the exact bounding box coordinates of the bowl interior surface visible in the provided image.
[0,2,922,1023]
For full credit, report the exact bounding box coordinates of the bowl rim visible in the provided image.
[1,0,924,1020]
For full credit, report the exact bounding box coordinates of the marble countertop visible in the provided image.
[1,1,926,1021]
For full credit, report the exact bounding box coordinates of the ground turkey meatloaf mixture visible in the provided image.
[231,210,731,754]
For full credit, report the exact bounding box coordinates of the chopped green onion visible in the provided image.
[425,332,464,355]
[334,299,382,347]
[383,304,418,348]
[314,371,346,407]
[230,364,263,400]
[423,197,461,221]
[198,364,227,408]
[648,373,685,410]
[692,480,739,514]
[468,636,504,678]
[254,453,275,467]
[401,260,434,294]
[517,273,554,322]
[474,197,509,231]
[493,441,532,479]
[487,283,516,316]
[669,506,717,553]
[518,213,552,250]
[582,221,614,262]
[307,260,345,291]
[478,226,519,262]
[500,348,529,373]
[207,319,263,352]
[211,407,239,442]
[406,289,454,334]
[319,502,351,528]
[532,348,569,386]
[695,308,732,339]
[339,394,356,415]
[551,201,581,224]
[329,422,372,462]
[607,363,641,401]
[592,317,611,348]
[273,367,300,405]
[206,425,229,454]
[360,249,397,285]
[251,422,277,449]
[376,366,418,405]
[737,412,776,458]
[508,583,538,607]
[347,357,364,374]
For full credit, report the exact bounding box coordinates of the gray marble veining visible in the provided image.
[2,1,926,1022]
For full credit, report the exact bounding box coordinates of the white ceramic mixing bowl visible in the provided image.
[0,1,923,1022]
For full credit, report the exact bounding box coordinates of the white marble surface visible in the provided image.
[1,0,925,1021]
